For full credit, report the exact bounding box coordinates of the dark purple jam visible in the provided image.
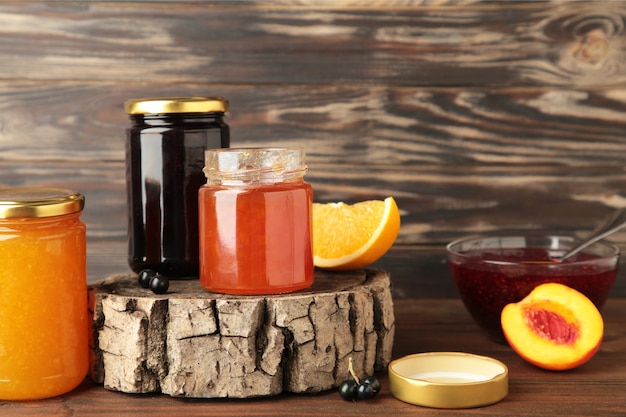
[126,111,229,278]
[448,247,617,342]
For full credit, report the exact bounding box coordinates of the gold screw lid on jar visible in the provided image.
[0,187,85,219]
[124,96,229,114]
[388,352,508,409]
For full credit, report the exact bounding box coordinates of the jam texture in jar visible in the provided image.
[199,148,314,294]
[125,96,230,278]
[447,235,619,342]
[0,187,87,400]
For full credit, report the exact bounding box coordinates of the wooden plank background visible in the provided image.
[1,1,626,298]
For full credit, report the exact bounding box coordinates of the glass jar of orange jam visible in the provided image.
[0,188,87,400]
[199,148,314,294]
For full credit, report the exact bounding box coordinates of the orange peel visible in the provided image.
[312,197,400,270]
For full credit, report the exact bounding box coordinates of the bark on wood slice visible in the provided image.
[88,268,395,398]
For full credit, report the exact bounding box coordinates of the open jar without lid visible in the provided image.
[199,148,314,295]
[203,147,307,184]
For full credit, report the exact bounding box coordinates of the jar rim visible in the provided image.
[0,187,85,218]
[124,96,228,114]
[446,234,620,266]
[203,147,307,183]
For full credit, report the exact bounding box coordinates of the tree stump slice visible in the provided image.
[88,268,395,398]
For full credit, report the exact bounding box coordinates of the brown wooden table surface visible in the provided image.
[2,295,625,416]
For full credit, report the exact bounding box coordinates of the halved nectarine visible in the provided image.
[501,282,603,371]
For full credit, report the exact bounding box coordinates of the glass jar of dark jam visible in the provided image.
[125,96,230,278]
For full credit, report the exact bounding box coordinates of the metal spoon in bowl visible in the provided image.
[554,208,626,263]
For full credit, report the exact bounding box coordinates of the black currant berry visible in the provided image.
[149,274,170,294]
[338,379,358,401]
[356,383,376,400]
[362,375,381,396]
[138,269,156,288]
[338,357,382,402]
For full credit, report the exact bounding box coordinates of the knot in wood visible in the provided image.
[573,29,609,65]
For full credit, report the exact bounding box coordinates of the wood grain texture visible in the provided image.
[1,84,625,167]
[4,297,626,416]
[4,159,626,243]
[0,2,624,293]
[0,2,624,87]
[89,269,394,397]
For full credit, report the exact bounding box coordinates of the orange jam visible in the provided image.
[199,148,314,294]
[0,188,87,400]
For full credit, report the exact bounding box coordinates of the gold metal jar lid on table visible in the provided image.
[388,352,508,409]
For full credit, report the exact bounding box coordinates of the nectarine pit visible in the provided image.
[523,306,579,345]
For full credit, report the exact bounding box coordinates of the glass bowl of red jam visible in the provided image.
[446,234,619,343]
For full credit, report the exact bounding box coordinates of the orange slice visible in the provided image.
[312,197,401,270]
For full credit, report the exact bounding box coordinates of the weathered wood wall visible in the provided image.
[1,1,626,297]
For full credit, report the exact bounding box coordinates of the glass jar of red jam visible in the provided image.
[125,96,230,279]
[0,187,87,400]
[199,148,314,294]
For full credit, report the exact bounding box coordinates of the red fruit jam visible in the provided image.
[448,246,618,342]
[199,148,314,295]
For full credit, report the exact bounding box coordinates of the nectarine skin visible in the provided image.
[501,283,603,371]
